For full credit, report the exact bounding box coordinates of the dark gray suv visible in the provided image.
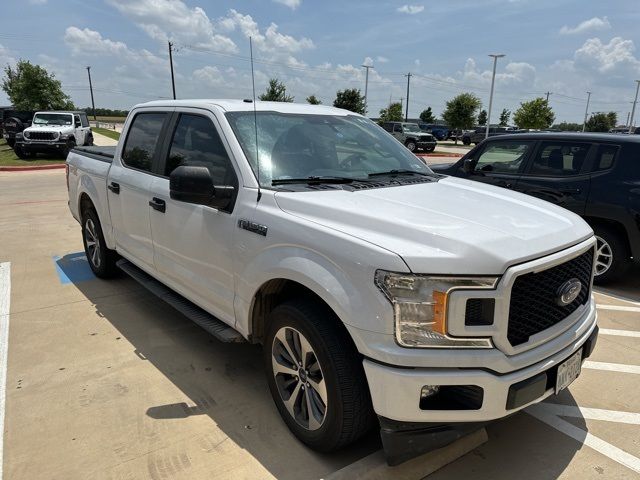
[381,121,437,152]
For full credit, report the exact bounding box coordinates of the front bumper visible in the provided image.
[16,140,68,152]
[417,140,437,150]
[376,325,598,465]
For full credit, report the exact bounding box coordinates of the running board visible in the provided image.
[116,259,245,343]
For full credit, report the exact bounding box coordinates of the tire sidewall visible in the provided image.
[264,303,347,449]
[405,140,417,152]
[82,209,109,277]
[593,227,629,284]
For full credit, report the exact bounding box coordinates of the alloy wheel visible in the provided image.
[595,235,613,276]
[271,326,327,431]
[85,218,101,268]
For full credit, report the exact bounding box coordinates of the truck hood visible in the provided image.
[24,125,74,134]
[274,176,593,275]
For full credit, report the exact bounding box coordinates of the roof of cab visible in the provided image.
[487,132,640,144]
[132,99,356,116]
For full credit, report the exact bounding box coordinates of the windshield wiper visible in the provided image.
[368,169,433,178]
[272,176,361,186]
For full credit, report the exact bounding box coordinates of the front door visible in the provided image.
[516,141,592,215]
[148,111,239,324]
[108,111,169,271]
[466,139,535,190]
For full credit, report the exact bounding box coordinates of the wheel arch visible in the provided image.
[582,216,632,257]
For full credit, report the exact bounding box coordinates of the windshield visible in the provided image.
[225,112,432,188]
[403,123,421,133]
[33,113,72,126]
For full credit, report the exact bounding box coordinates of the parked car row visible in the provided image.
[432,132,640,283]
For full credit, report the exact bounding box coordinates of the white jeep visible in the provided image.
[15,111,93,159]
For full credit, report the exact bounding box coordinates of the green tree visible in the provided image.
[477,109,488,126]
[333,88,366,114]
[419,107,435,123]
[513,98,555,129]
[378,102,403,123]
[441,93,482,144]
[499,108,511,126]
[585,112,618,132]
[553,122,582,131]
[1,60,74,110]
[259,78,294,102]
[306,94,321,105]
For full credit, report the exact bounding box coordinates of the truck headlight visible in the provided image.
[375,271,498,348]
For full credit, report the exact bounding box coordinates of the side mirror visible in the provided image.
[463,158,475,174]
[169,165,235,210]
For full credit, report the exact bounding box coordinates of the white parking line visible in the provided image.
[527,404,640,474]
[596,305,640,313]
[0,262,11,480]
[535,403,640,425]
[600,328,640,338]
[583,361,640,375]
[594,291,640,306]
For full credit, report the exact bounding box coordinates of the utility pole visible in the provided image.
[626,111,631,127]
[168,41,176,100]
[582,91,591,132]
[486,54,505,139]
[545,91,552,103]
[404,73,412,121]
[362,64,373,114]
[629,80,640,134]
[86,66,96,121]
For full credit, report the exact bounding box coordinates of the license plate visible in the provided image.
[555,350,582,394]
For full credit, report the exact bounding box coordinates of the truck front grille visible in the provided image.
[28,131,57,141]
[507,249,594,346]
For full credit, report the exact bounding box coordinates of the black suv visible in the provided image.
[432,133,640,283]
[461,126,517,145]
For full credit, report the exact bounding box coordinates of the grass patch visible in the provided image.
[93,127,121,141]
[0,139,66,166]
[94,115,127,123]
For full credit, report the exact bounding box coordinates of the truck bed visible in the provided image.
[72,146,115,163]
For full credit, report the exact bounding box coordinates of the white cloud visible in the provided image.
[0,44,16,67]
[273,0,301,9]
[363,56,373,67]
[462,57,536,89]
[397,5,424,15]
[106,0,237,52]
[193,66,225,87]
[574,36,640,74]
[560,17,611,35]
[376,56,389,63]
[28,0,48,4]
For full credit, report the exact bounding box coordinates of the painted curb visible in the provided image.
[0,163,66,172]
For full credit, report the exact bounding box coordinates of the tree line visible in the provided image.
[1,62,623,134]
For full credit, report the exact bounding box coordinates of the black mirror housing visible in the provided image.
[462,158,475,174]
[170,165,235,210]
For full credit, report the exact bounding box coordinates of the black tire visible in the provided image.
[14,146,32,160]
[86,133,94,146]
[6,139,15,148]
[425,146,435,153]
[592,225,630,284]
[81,208,119,278]
[62,139,76,159]
[264,299,374,452]
[404,140,417,152]
[462,137,471,145]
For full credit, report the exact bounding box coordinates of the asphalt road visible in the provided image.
[0,169,638,479]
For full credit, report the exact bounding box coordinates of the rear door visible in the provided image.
[464,139,535,190]
[108,110,171,271]
[516,140,593,215]
[148,109,240,324]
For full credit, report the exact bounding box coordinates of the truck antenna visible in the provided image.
[250,37,261,202]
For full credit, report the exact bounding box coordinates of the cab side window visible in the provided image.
[474,141,532,174]
[593,145,619,171]
[74,115,81,127]
[80,114,89,128]
[529,142,590,176]
[121,113,167,172]
[165,114,236,185]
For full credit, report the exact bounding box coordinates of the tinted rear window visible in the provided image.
[593,144,619,172]
[122,113,167,172]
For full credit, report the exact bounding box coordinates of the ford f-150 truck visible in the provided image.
[66,100,599,465]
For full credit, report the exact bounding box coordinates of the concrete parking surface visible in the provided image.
[1,169,639,479]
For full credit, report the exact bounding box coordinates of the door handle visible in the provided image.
[149,197,166,213]
[108,182,120,194]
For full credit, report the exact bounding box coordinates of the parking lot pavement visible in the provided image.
[1,169,639,479]
[92,131,118,147]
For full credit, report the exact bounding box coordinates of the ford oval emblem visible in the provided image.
[556,278,582,306]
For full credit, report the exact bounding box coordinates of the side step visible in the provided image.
[116,259,245,343]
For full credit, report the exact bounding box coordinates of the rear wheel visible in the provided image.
[593,225,630,284]
[265,299,374,452]
[462,137,471,145]
[81,208,119,278]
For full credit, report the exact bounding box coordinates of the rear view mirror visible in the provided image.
[169,165,235,210]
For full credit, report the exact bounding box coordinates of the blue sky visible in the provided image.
[1,0,639,124]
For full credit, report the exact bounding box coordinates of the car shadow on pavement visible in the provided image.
[594,263,640,303]
[66,261,380,479]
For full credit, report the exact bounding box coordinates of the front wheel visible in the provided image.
[405,140,417,152]
[593,226,630,284]
[265,299,374,452]
[14,146,33,160]
[425,146,435,153]
[82,208,119,278]
[62,139,76,159]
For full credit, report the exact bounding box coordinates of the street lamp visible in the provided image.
[486,54,505,139]
[629,80,640,134]
[362,64,373,115]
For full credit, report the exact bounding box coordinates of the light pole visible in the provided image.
[629,80,640,134]
[362,64,373,115]
[486,54,505,139]
[582,91,591,132]
[86,66,96,121]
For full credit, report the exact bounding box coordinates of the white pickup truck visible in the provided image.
[66,100,599,465]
